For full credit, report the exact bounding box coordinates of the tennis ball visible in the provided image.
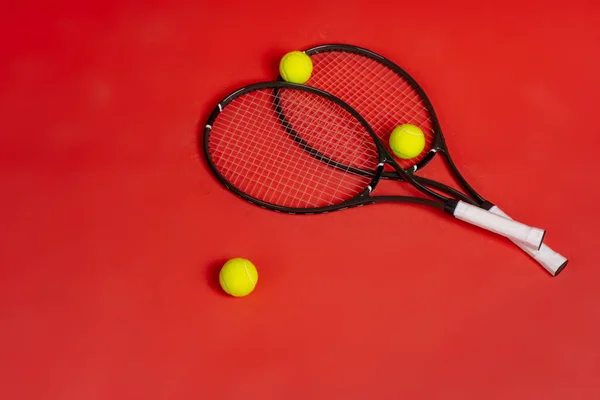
[389,124,426,159]
[279,51,313,84]
[219,258,258,297]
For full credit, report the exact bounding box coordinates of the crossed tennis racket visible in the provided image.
[203,44,567,276]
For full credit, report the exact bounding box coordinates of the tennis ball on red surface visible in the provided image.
[219,258,258,297]
[279,51,313,84]
[389,124,425,159]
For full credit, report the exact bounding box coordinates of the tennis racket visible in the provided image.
[293,43,566,276]
[203,82,546,251]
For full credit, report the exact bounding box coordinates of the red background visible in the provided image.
[2,1,600,399]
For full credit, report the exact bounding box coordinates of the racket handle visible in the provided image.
[451,201,545,250]
[488,206,567,276]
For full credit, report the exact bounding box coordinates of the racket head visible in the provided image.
[203,81,387,214]
[300,43,444,172]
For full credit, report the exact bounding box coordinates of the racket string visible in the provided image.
[213,118,363,207]
[275,89,379,206]
[275,90,376,206]
[279,90,378,169]
[307,51,436,167]
[211,114,369,197]
[312,53,432,127]
[208,88,378,209]
[273,92,348,207]
[312,54,432,135]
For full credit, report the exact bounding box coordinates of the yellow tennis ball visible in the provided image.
[219,258,258,297]
[279,51,313,84]
[389,124,426,159]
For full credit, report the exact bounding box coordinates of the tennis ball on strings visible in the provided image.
[279,51,313,84]
[389,124,426,159]
[219,258,258,297]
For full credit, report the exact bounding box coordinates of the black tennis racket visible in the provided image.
[203,82,545,251]
[294,43,566,276]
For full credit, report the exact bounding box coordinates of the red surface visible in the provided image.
[2,1,600,399]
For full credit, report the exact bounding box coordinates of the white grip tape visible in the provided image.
[453,201,544,250]
[489,206,567,276]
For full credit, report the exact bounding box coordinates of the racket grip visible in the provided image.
[451,201,545,250]
[488,206,567,276]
